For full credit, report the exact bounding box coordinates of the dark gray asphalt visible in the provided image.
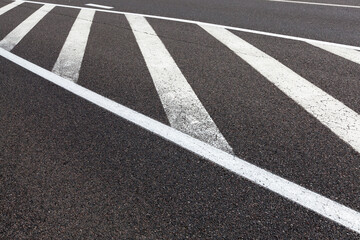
[1,53,358,239]
[31,0,360,46]
[1,0,360,238]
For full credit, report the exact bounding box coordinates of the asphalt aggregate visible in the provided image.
[1,0,360,238]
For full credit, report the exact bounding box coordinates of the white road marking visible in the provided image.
[19,0,360,51]
[52,9,95,82]
[309,42,360,65]
[0,4,54,51]
[200,25,360,154]
[268,0,360,9]
[85,3,113,9]
[0,1,22,15]
[1,47,360,234]
[126,14,232,153]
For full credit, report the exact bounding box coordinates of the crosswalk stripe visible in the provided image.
[126,15,233,153]
[309,42,360,65]
[2,47,360,234]
[200,25,360,154]
[52,8,95,82]
[0,1,23,16]
[0,4,54,51]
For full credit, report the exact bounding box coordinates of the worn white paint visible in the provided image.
[0,4,54,51]
[309,42,360,65]
[126,14,232,153]
[0,1,23,15]
[52,8,95,82]
[200,25,360,154]
[1,47,360,234]
[85,3,113,9]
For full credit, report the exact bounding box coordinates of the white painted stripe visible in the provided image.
[1,47,360,234]
[126,14,232,153]
[0,4,54,51]
[200,25,360,154]
[52,9,95,82]
[0,1,22,15]
[19,0,360,51]
[309,42,360,65]
[85,3,113,9]
[268,0,360,9]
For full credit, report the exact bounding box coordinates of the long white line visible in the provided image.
[0,1,22,15]
[1,47,360,233]
[268,0,360,9]
[85,3,113,9]
[19,0,360,51]
[200,25,360,155]
[126,14,232,153]
[309,42,360,65]
[0,4,54,51]
[52,9,95,82]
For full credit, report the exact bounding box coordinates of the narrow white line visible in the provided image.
[85,3,113,9]
[268,0,360,9]
[19,0,360,51]
[1,47,360,234]
[0,4,54,51]
[52,9,95,82]
[200,25,360,155]
[0,1,22,15]
[309,42,360,65]
[126,14,232,153]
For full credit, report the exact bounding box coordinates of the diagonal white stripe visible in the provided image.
[0,1,22,16]
[309,42,360,65]
[52,8,95,82]
[85,3,113,9]
[0,4,54,51]
[126,14,233,153]
[1,47,359,234]
[200,24,360,155]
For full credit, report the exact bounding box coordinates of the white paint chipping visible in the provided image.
[0,4,54,51]
[309,42,360,65]
[52,9,95,82]
[126,14,232,153]
[200,25,360,154]
[1,47,360,234]
[268,0,360,9]
[85,3,113,9]
[19,0,360,51]
[0,1,22,15]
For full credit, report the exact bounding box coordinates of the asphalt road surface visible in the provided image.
[1,0,360,238]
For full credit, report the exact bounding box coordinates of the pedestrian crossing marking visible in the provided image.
[201,24,360,155]
[309,42,360,65]
[0,1,22,16]
[0,4,54,51]
[1,47,360,234]
[1,2,360,234]
[126,14,233,153]
[52,8,95,82]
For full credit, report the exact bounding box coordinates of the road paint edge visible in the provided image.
[126,14,233,153]
[85,3,113,9]
[52,8,95,82]
[17,0,360,51]
[0,4,54,51]
[1,47,359,234]
[268,0,360,9]
[0,1,23,15]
